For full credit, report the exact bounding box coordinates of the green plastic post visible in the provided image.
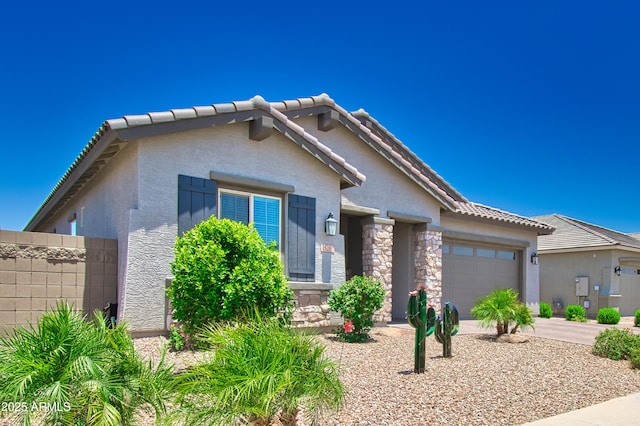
[407,287,435,373]
[434,302,459,358]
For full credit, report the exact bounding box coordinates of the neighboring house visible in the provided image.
[534,214,640,317]
[25,94,553,334]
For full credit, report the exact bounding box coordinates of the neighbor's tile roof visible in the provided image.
[533,214,640,251]
[449,202,555,234]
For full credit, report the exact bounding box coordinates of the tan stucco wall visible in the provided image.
[611,249,640,315]
[538,249,612,317]
[0,230,117,331]
[538,248,640,317]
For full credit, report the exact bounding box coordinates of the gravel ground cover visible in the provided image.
[4,329,637,426]
[132,326,640,426]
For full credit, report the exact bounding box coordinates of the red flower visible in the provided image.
[343,320,354,333]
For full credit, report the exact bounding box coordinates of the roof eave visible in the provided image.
[442,209,555,235]
[26,96,367,230]
[273,97,461,211]
[25,126,123,231]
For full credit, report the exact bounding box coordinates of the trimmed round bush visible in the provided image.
[592,327,640,361]
[565,304,586,321]
[168,217,294,333]
[596,307,621,325]
[539,302,553,318]
[635,309,640,327]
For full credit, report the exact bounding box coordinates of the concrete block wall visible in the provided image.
[0,230,117,330]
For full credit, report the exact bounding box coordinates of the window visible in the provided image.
[620,266,640,275]
[477,248,496,258]
[453,246,473,256]
[452,245,473,256]
[220,190,281,247]
[498,250,516,260]
[441,244,450,254]
[68,213,77,236]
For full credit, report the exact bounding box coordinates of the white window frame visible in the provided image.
[218,189,282,248]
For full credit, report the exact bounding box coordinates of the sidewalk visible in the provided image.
[518,317,640,425]
[521,392,640,425]
[390,317,640,425]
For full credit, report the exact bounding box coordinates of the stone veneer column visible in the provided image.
[414,225,443,312]
[361,217,394,323]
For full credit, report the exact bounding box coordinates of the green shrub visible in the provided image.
[0,302,174,426]
[539,302,553,318]
[596,307,621,325]
[172,311,344,425]
[631,346,640,369]
[328,275,385,342]
[470,288,535,336]
[592,327,640,361]
[565,304,586,322]
[169,323,186,351]
[635,309,640,327]
[168,217,295,333]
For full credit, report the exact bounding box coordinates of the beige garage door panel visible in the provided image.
[443,243,520,319]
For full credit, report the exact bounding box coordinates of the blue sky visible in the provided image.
[1,1,638,232]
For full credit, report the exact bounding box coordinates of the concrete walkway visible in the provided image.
[390,317,640,425]
[521,392,640,425]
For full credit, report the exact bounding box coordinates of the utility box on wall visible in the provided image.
[576,276,589,297]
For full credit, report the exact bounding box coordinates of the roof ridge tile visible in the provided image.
[557,215,622,245]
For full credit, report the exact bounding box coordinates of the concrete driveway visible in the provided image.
[457,316,639,345]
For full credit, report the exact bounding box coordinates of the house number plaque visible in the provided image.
[320,244,335,253]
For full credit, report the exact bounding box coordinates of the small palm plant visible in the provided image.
[172,312,344,425]
[0,301,174,426]
[470,288,535,336]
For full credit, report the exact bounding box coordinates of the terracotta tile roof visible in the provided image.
[350,108,467,203]
[451,202,555,234]
[26,95,366,230]
[271,94,462,210]
[26,93,550,235]
[534,214,640,251]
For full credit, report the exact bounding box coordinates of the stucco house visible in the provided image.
[534,214,640,317]
[25,94,553,334]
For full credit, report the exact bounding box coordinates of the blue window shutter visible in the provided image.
[287,194,316,282]
[178,175,217,235]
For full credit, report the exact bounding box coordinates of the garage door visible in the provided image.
[442,242,521,319]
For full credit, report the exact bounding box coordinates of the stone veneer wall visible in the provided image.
[0,230,117,331]
[414,227,443,311]
[291,286,333,327]
[362,217,394,323]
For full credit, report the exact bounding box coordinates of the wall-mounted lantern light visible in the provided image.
[325,212,338,236]
[530,252,539,265]
[614,265,622,276]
